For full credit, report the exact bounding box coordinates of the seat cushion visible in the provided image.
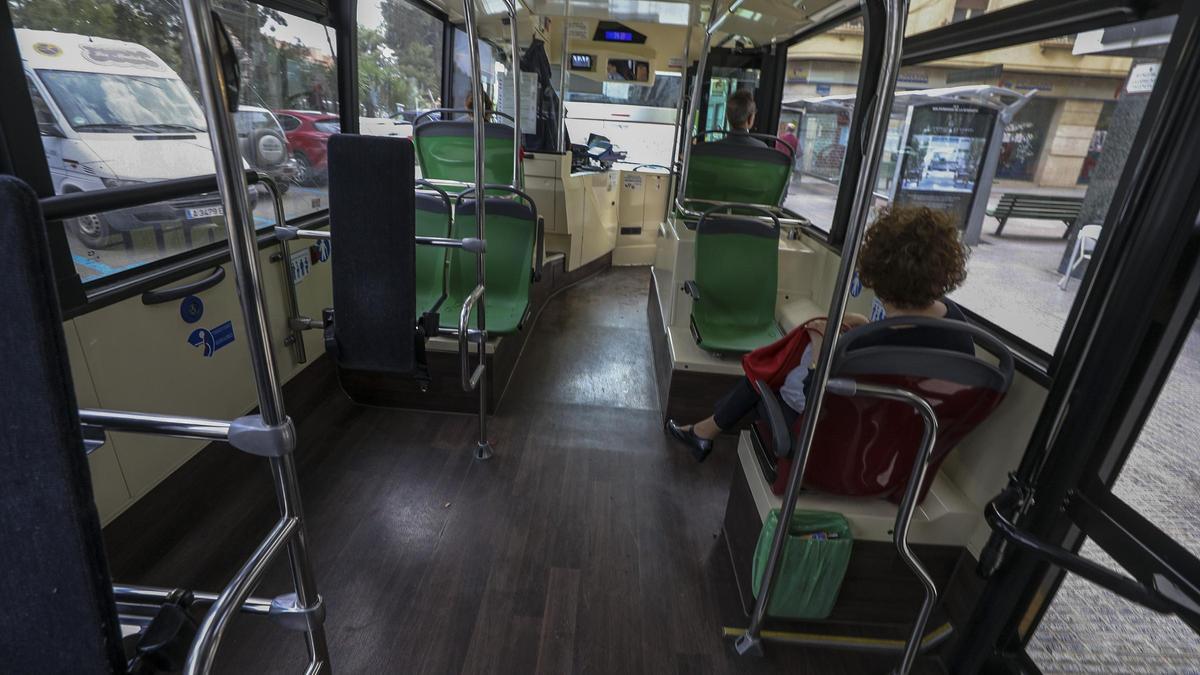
[693,316,782,354]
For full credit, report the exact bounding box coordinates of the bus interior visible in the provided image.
[2,0,1199,673]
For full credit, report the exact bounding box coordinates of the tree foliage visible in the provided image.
[358,0,441,117]
[11,0,336,112]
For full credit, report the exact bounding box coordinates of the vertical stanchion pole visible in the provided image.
[557,0,570,153]
[664,1,694,222]
[673,27,711,215]
[674,0,748,215]
[464,0,494,461]
[505,0,522,190]
[178,1,329,671]
[734,0,908,658]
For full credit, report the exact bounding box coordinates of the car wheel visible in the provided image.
[72,212,114,249]
[293,152,312,186]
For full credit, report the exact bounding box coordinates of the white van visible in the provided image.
[17,29,237,249]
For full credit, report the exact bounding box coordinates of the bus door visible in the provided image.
[949,7,1200,670]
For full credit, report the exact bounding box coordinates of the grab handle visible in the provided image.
[141,266,226,305]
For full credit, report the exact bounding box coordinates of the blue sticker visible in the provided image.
[180,295,205,324]
[188,320,236,358]
[849,271,862,298]
[316,239,331,263]
[870,298,887,323]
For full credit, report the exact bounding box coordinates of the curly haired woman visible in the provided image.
[667,205,975,462]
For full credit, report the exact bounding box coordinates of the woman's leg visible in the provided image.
[689,378,762,440]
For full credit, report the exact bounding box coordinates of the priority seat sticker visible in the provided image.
[188,320,236,357]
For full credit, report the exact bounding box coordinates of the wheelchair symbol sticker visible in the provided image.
[180,295,204,324]
[188,320,236,358]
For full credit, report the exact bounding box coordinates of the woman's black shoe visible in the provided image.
[666,419,714,463]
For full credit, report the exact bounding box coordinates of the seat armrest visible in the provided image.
[753,379,792,458]
[682,280,700,302]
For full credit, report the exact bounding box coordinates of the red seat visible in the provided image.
[753,318,1014,503]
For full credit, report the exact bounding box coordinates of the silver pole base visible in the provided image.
[474,441,495,461]
[733,633,764,657]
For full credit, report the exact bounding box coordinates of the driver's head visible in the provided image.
[726,89,757,131]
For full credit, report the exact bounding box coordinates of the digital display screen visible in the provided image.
[570,53,594,71]
[603,30,634,42]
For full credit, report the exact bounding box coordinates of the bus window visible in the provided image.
[224,6,339,219]
[923,23,1173,355]
[564,70,681,167]
[450,29,498,111]
[357,0,444,130]
[780,17,863,233]
[906,0,1038,36]
[8,0,337,283]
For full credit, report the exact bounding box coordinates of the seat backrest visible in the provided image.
[0,176,125,673]
[693,208,780,331]
[802,318,1013,502]
[684,141,791,206]
[447,188,538,327]
[327,133,417,374]
[414,187,452,313]
[414,120,515,188]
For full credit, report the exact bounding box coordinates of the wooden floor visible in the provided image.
[117,267,943,674]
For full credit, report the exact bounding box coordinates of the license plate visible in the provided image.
[289,249,312,284]
[185,205,224,220]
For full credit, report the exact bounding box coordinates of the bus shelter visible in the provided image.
[785,85,1033,245]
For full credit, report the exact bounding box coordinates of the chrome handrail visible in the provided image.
[735,0,910,660]
[259,174,307,364]
[500,0,522,190]
[826,379,940,675]
[463,0,495,461]
[79,408,231,441]
[459,284,487,391]
[557,0,570,153]
[179,0,329,672]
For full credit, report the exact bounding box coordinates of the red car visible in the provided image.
[274,110,341,185]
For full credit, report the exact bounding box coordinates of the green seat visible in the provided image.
[415,189,452,315]
[442,190,540,336]
[685,206,782,353]
[684,141,791,207]
[414,119,516,190]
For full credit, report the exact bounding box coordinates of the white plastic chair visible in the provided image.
[1059,224,1102,290]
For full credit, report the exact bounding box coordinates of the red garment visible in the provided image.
[777,132,799,155]
[741,318,823,390]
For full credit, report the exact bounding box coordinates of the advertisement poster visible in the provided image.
[894,103,997,230]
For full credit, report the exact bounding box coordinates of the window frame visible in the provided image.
[2,0,346,314]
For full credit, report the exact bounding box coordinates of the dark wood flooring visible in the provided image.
[114,267,944,674]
